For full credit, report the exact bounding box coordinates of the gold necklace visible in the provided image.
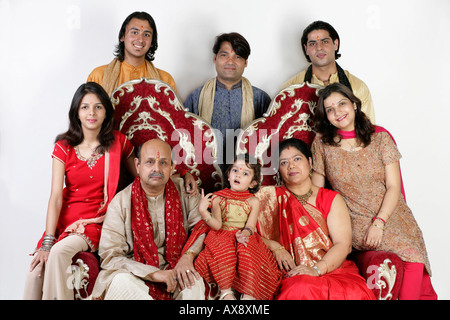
[292,188,313,205]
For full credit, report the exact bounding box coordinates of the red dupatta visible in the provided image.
[337,125,406,201]
[131,176,187,300]
[213,188,254,201]
[276,186,333,267]
[98,131,123,214]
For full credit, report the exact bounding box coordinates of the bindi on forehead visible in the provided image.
[156,151,160,160]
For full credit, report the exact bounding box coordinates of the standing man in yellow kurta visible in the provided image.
[87,11,177,96]
[281,21,375,123]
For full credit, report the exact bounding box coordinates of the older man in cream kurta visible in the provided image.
[91,139,205,300]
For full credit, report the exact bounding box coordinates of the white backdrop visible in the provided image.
[1,0,449,299]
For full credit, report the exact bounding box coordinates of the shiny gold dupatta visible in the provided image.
[256,186,333,267]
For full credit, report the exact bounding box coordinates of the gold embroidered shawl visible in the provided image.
[101,58,161,96]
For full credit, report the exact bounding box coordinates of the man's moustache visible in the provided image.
[148,172,164,179]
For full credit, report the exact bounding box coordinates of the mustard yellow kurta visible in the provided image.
[87,61,177,93]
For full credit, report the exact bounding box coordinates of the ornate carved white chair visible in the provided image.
[237,82,404,300]
[236,82,319,186]
[71,252,99,300]
[112,78,223,193]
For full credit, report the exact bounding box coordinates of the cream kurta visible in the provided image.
[91,177,203,298]
[281,69,375,124]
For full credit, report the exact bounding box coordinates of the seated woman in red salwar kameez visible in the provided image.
[256,138,375,300]
[24,83,136,300]
[186,154,282,300]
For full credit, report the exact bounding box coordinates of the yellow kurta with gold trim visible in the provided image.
[87,61,177,94]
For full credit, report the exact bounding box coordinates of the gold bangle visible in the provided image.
[184,250,196,256]
[272,246,285,252]
[203,214,212,222]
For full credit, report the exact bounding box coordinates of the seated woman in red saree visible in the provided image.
[257,138,375,300]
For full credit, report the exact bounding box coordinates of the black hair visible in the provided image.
[115,11,158,62]
[55,82,115,154]
[301,20,341,63]
[314,83,374,147]
[278,138,312,160]
[212,32,251,60]
[224,153,261,194]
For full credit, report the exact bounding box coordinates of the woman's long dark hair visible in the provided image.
[55,82,115,154]
[313,83,374,147]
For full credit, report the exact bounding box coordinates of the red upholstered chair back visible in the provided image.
[112,78,223,193]
[236,82,320,186]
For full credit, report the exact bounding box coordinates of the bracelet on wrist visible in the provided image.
[242,227,253,236]
[184,250,196,256]
[203,214,212,222]
[372,216,386,224]
[312,265,322,276]
[372,223,384,231]
[40,234,56,251]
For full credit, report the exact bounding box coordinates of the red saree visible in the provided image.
[274,186,375,300]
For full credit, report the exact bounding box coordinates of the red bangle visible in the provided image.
[372,216,386,224]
